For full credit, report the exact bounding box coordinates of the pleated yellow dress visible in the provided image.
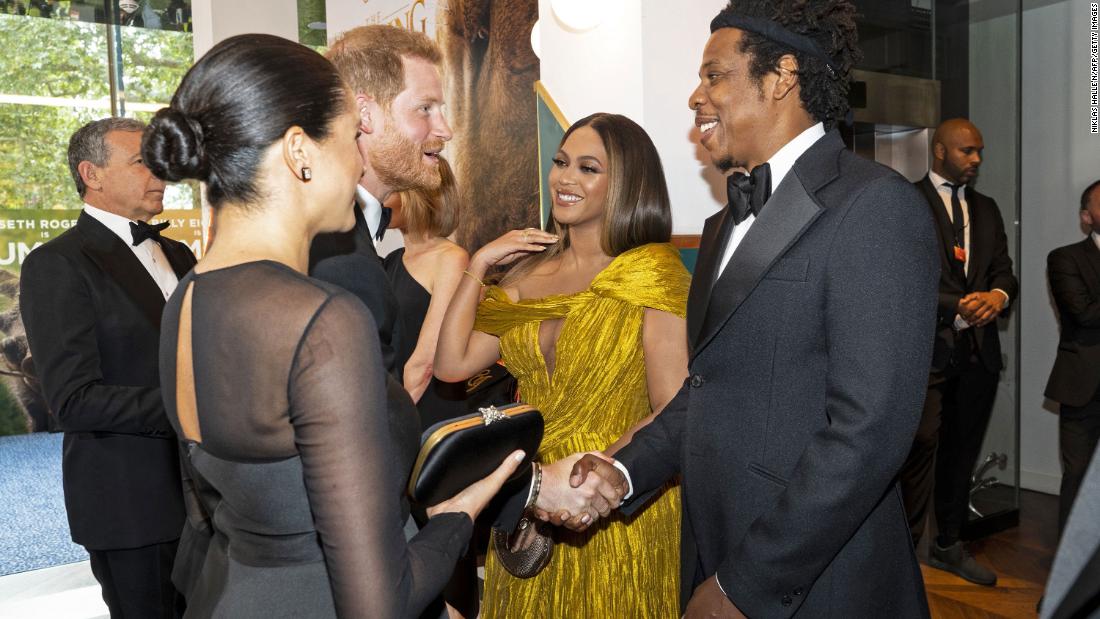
[475,242,688,619]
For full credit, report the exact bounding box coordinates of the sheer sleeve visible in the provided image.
[289,291,472,618]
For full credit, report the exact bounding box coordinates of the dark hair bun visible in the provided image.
[143,107,209,182]
[144,34,345,208]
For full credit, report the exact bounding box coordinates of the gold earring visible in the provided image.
[301,167,312,181]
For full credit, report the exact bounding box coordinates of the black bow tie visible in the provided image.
[129,220,170,246]
[726,163,772,225]
[375,206,392,242]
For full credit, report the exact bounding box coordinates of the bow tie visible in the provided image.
[726,163,772,225]
[129,220,170,246]
[375,206,392,242]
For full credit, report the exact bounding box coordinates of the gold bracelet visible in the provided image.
[462,270,485,287]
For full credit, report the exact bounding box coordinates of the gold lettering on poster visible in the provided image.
[361,1,431,34]
[407,0,427,33]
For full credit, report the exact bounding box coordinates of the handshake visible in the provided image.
[528,452,631,532]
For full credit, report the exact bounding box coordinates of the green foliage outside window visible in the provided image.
[298,0,326,48]
[0,13,194,212]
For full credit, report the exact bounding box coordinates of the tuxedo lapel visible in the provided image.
[919,177,961,277]
[1082,237,1100,290]
[687,207,733,347]
[157,237,197,278]
[964,186,983,289]
[76,212,165,331]
[353,205,380,261]
[693,166,823,356]
[308,201,376,268]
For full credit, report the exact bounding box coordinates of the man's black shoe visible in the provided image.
[928,540,997,586]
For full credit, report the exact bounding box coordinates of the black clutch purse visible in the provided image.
[407,403,543,506]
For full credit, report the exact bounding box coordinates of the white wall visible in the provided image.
[970,5,1022,492]
[538,0,726,234]
[1019,0,1100,494]
[537,0,644,123]
[191,0,299,58]
[639,1,729,232]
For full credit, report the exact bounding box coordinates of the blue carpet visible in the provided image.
[0,433,87,576]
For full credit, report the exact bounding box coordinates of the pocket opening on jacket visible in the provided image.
[748,462,789,487]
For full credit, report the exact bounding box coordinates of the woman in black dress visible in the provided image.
[384,157,469,427]
[143,34,523,618]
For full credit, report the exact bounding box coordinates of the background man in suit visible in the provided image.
[20,118,196,617]
[310,25,452,382]
[1044,179,1100,532]
[567,1,940,616]
[898,118,1018,587]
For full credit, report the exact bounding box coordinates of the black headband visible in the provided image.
[710,13,840,78]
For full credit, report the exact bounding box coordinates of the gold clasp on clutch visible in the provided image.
[480,405,507,425]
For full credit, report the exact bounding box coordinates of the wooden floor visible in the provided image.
[922,490,1057,618]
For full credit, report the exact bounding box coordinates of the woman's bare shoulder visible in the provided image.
[403,238,469,293]
[437,239,470,261]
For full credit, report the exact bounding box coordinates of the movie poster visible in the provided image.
[325,0,541,251]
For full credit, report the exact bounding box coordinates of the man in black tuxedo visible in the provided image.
[1045,179,1100,532]
[898,118,1018,587]
[20,118,196,617]
[310,25,452,382]
[562,1,939,616]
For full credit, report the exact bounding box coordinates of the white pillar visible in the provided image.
[191,0,300,59]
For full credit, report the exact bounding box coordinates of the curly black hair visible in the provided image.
[718,0,861,128]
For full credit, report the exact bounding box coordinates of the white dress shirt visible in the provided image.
[925,170,1010,330]
[927,170,972,274]
[82,204,179,300]
[356,185,384,249]
[1092,231,1100,252]
[715,122,827,279]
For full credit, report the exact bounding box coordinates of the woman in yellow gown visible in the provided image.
[436,112,689,618]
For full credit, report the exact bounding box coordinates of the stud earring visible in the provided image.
[301,167,312,181]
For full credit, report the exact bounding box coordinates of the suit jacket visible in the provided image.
[20,211,196,550]
[616,131,939,618]
[310,204,406,379]
[916,177,1018,373]
[1041,439,1100,619]
[309,202,422,518]
[1044,237,1100,407]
